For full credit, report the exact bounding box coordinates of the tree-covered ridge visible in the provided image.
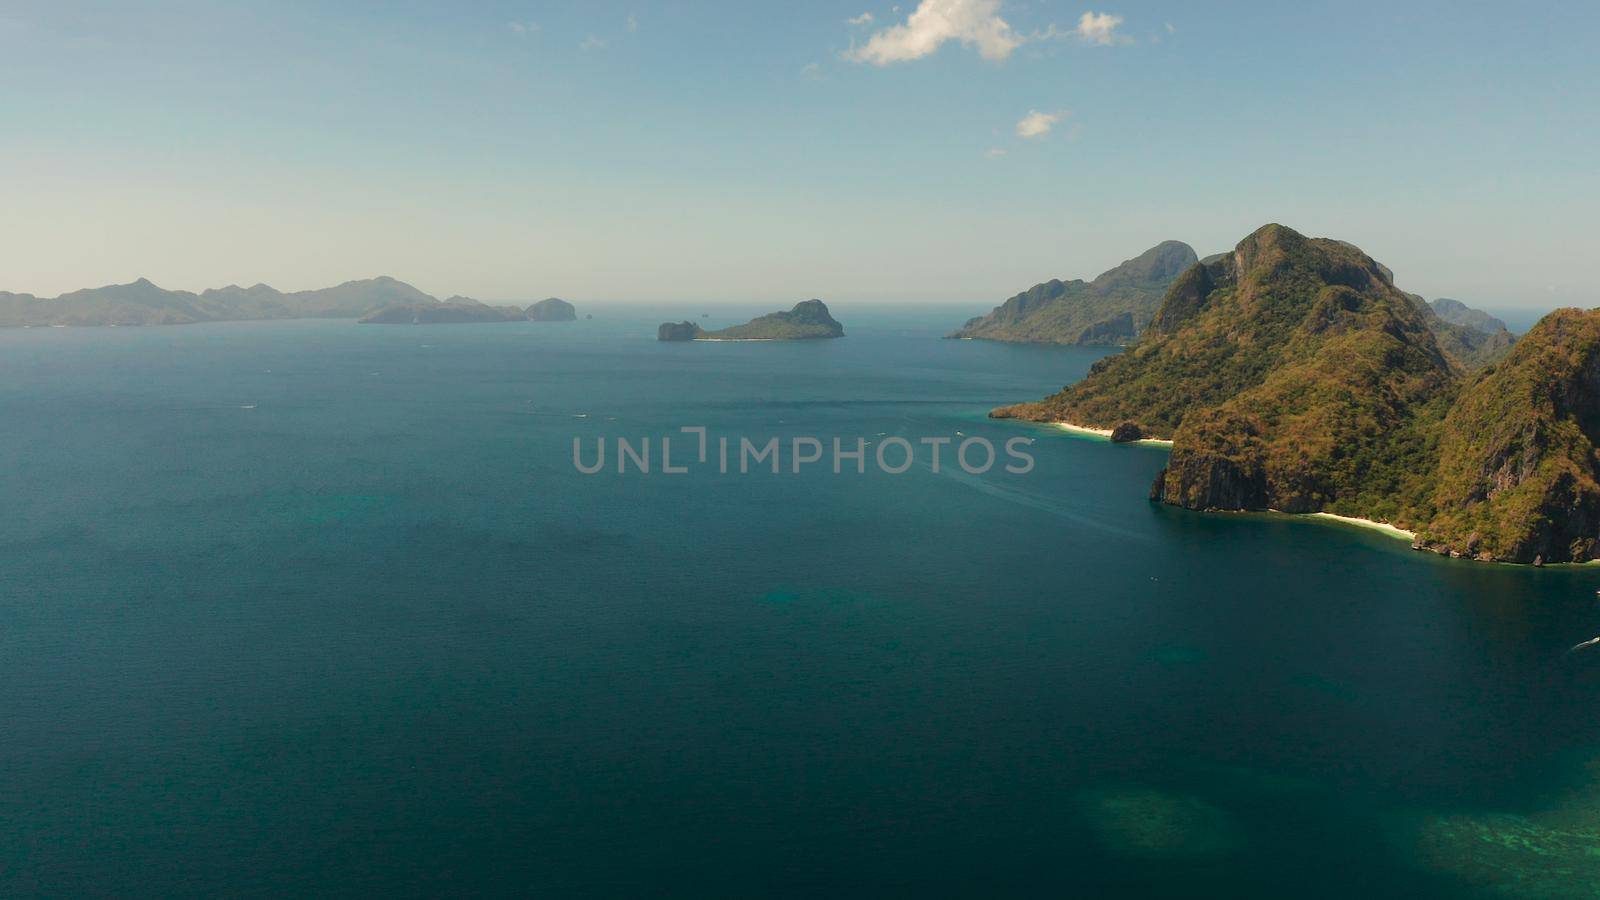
[949,241,1197,345]
[992,223,1597,563]
[996,225,1453,430]
[1422,309,1600,562]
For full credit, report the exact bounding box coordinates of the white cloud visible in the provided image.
[507,21,539,36]
[985,147,1008,158]
[846,0,1022,65]
[579,34,606,51]
[1015,109,1061,139]
[1075,11,1124,46]
[626,13,638,32]
[801,61,823,79]
[848,12,875,26]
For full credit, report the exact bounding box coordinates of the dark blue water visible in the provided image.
[4,309,1600,897]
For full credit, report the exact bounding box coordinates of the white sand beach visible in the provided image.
[1304,512,1416,541]
[1049,426,1413,540]
[1054,422,1174,448]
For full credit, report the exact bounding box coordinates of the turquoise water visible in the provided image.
[4,309,1600,897]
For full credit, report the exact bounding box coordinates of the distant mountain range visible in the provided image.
[992,223,1592,564]
[356,295,528,324]
[1411,295,1515,368]
[0,277,575,327]
[1430,297,1508,334]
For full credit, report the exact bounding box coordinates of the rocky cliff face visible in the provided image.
[1142,227,1459,523]
[1078,311,1136,344]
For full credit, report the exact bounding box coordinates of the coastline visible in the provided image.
[1301,511,1416,542]
[1053,421,1174,448]
[1012,418,1549,562]
[1051,421,1416,542]
[693,337,776,342]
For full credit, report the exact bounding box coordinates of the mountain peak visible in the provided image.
[1092,241,1198,288]
[996,222,1455,519]
[951,241,1197,346]
[788,299,835,321]
[683,299,844,340]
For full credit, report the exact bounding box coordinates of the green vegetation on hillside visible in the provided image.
[949,241,1197,345]
[992,223,1595,564]
[1422,309,1600,562]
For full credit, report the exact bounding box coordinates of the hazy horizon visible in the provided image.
[4,1,1596,309]
[4,253,1580,329]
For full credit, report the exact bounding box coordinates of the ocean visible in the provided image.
[3,308,1599,897]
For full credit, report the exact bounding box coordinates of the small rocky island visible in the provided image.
[658,321,702,341]
[528,297,576,321]
[657,299,844,341]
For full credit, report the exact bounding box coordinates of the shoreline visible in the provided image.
[1047,422,1412,539]
[1052,421,1174,448]
[1301,511,1416,542]
[1050,420,1416,541]
[1018,417,1583,565]
[692,337,775,342]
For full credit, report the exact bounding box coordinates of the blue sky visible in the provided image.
[2,1,1596,309]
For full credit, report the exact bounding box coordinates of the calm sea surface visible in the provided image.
[3,308,1599,897]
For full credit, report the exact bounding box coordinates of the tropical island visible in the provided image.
[952,238,1515,368]
[658,299,844,341]
[0,276,579,327]
[992,223,1590,566]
